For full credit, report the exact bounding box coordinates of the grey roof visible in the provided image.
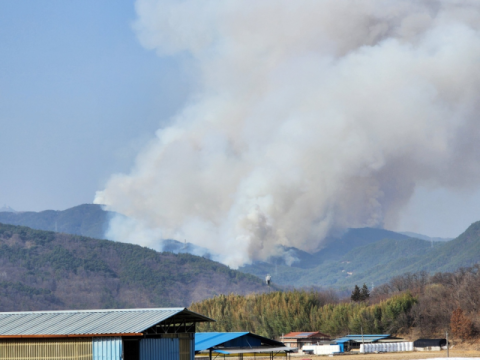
[0,308,213,336]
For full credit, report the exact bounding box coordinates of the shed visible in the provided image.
[281,331,330,353]
[196,332,292,360]
[414,338,447,351]
[0,307,213,360]
[414,339,447,347]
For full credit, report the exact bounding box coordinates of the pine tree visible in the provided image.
[351,285,361,302]
[360,283,370,301]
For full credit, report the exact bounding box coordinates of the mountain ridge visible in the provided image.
[3,203,476,292]
[0,223,268,311]
[0,204,111,240]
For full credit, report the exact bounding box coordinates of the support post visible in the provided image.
[446,331,449,358]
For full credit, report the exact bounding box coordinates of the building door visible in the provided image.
[124,339,140,360]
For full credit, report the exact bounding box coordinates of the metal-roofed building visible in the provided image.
[282,331,330,353]
[333,334,403,352]
[0,307,213,360]
[196,332,292,360]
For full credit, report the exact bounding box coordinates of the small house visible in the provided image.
[282,332,330,353]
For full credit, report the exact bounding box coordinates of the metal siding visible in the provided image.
[140,338,179,360]
[0,338,92,360]
[190,337,194,360]
[93,337,122,360]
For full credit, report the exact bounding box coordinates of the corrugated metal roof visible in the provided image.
[283,331,330,339]
[196,333,288,353]
[334,335,390,344]
[196,332,249,351]
[0,308,213,336]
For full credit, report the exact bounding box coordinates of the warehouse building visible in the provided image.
[0,307,213,360]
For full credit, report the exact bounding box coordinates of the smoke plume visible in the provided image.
[95,0,480,268]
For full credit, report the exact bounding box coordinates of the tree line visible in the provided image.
[190,289,416,339]
[191,265,480,341]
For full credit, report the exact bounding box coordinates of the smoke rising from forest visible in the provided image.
[95,0,480,268]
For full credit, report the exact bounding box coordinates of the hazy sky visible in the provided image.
[2,1,480,241]
[0,1,192,211]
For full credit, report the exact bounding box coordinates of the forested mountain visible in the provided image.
[241,223,480,289]
[3,204,479,292]
[0,223,267,311]
[0,204,111,239]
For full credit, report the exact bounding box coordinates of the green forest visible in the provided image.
[191,290,416,339]
[192,267,480,341]
[0,223,266,310]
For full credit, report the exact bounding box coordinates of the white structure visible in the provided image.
[360,342,414,353]
[302,345,340,355]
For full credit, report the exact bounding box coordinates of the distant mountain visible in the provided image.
[0,205,15,212]
[239,224,479,290]
[1,204,475,292]
[399,231,452,242]
[403,220,480,273]
[0,204,111,239]
[0,223,268,311]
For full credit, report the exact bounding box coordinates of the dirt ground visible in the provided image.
[288,349,480,360]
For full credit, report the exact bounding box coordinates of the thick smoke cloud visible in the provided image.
[95,0,480,268]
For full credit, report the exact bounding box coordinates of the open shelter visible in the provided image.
[195,332,293,360]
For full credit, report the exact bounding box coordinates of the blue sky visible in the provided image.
[0,0,191,212]
[1,1,480,240]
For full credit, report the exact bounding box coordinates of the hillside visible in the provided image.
[239,227,421,287]
[3,204,478,292]
[0,204,111,239]
[0,223,268,311]
[241,222,480,290]
[299,237,439,288]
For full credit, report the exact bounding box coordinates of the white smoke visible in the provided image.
[95,0,480,268]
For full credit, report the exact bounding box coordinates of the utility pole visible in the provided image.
[446,331,449,358]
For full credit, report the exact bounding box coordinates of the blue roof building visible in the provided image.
[196,332,292,359]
